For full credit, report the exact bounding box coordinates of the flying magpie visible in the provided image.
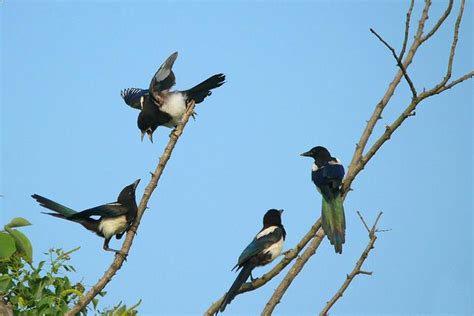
[219,209,286,313]
[121,52,226,143]
[301,146,346,254]
[31,179,140,254]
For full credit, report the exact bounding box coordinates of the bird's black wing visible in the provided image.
[149,52,178,101]
[68,202,129,219]
[236,227,284,267]
[120,88,149,110]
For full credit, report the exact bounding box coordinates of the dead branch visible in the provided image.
[320,212,383,316]
[66,101,196,315]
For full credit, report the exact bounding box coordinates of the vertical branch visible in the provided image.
[399,0,414,60]
[66,101,196,315]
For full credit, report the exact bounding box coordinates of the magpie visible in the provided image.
[218,209,286,313]
[301,146,346,254]
[121,52,226,143]
[31,179,140,254]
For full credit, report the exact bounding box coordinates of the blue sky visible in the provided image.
[1,1,472,315]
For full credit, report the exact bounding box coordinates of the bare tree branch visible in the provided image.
[399,0,414,60]
[66,101,197,315]
[370,28,418,100]
[423,0,466,96]
[320,212,383,316]
[342,0,430,196]
[420,0,454,44]
[261,228,326,316]
[206,1,472,314]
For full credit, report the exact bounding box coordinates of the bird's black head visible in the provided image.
[301,146,332,167]
[137,112,158,143]
[117,179,140,203]
[263,209,284,227]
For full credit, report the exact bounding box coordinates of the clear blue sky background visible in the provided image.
[1,1,472,315]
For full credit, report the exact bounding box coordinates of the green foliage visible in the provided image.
[0,218,140,314]
[0,217,33,262]
[1,247,87,315]
[100,299,142,316]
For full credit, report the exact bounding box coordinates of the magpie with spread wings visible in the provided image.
[121,52,225,142]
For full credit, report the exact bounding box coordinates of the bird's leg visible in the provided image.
[103,238,127,259]
[191,111,198,121]
[250,272,256,282]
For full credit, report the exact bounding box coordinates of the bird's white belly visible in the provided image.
[162,93,186,127]
[263,237,284,261]
[99,216,127,239]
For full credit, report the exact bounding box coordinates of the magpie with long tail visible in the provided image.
[121,51,225,143]
[31,179,140,254]
[301,146,346,254]
[218,209,285,313]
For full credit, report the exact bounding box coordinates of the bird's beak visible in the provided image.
[300,150,312,157]
[279,209,284,214]
[132,179,141,190]
[140,131,145,142]
[147,133,153,143]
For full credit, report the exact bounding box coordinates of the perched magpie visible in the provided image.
[219,209,286,313]
[121,52,226,143]
[31,179,140,254]
[301,146,346,254]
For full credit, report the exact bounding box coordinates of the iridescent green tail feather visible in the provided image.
[321,193,345,254]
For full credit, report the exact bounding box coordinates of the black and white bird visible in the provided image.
[218,209,286,313]
[31,179,140,254]
[121,52,225,142]
[301,146,346,253]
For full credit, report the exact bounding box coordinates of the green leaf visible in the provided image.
[0,274,12,292]
[5,217,32,228]
[4,227,33,263]
[0,232,16,260]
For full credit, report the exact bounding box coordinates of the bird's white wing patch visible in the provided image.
[256,226,278,239]
[263,237,284,261]
[328,158,343,165]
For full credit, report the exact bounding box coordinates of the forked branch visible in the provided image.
[320,212,383,316]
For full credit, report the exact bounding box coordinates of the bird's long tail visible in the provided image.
[321,193,346,254]
[31,194,99,233]
[184,73,225,104]
[219,261,256,313]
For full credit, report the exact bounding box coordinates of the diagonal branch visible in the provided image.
[261,228,326,316]
[66,101,197,315]
[420,0,454,44]
[319,212,383,316]
[370,28,418,100]
[342,0,431,196]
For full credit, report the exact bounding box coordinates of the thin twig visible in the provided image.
[423,0,466,95]
[261,229,326,316]
[399,0,414,60]
[356,211,371,234]
[319,212,383,316]
[66,101,196,315]
[370,28,418,100]
[420,0,454,44]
